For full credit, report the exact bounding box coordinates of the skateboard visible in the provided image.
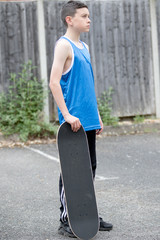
[57,122,99,240]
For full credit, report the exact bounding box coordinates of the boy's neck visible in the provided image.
[64,28,81,43]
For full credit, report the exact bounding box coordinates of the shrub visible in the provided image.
[97,88,119,126]
[133,115,145,124]
[0,61,57,141]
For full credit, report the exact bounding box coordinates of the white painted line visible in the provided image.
[24,146,59,163]
[96,176,119,181]
[24,146,119,181]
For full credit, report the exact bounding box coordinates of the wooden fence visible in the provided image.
[0,0,160,120]
[0,1,39,91]
[157,0,160,69]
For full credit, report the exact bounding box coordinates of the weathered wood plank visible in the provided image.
[0,1,39,94]
[0,0,157,119]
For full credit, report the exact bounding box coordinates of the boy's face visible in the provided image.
[67,8,91,33]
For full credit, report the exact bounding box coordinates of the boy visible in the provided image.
[49,0,113,238]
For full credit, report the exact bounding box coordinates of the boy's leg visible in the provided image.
[59,175,67,222]
[58,129,112,233]
[85,130,97,178]
[58,175,76,237]
[86,130,113,232]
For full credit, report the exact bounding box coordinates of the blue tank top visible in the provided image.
[58,36,101,131]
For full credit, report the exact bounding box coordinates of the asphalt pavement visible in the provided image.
[0,132,160,240]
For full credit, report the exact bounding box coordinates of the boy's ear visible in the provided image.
[65,16,73,26]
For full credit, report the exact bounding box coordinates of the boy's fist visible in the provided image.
[64,113,81,132]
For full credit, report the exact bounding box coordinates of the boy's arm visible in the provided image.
[96,112,103,135]
[49,40,81,132]
[85,43,104,135]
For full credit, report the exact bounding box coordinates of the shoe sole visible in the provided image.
[99,227,113,231]
[58,227,77,238]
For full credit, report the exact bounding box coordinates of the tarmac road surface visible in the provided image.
[0,132,160,240]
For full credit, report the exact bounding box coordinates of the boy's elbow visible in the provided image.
[49,81,55,91]
[49,80,60,91]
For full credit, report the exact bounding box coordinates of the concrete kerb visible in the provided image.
[100,119,160,137]
[0,119,160,148]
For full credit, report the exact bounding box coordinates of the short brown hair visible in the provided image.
[61,1,88,27]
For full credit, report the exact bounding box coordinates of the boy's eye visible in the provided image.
[82,15,90,19]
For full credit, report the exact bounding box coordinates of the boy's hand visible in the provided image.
[64,114,81,132]
[96,116,103,135]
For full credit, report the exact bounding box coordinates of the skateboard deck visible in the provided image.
[57,122,99,240]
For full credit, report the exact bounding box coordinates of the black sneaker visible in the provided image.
[58,221,76,238]
[99,217,113,231]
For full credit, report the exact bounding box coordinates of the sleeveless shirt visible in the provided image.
[58,36,101,131]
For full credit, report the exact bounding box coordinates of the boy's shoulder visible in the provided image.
[54,37,71,58]
[55,37,71,49]
[56,37,89,51]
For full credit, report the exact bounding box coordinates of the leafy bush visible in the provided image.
[97,88,119,126]
[133,115,145,124]
[0,61,57,141]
